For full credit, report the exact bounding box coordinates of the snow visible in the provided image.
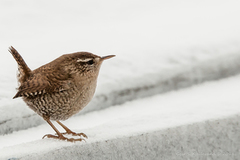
[1,73,240,159]
[1,0,240,158]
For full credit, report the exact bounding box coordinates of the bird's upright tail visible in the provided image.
[9,46,31,84]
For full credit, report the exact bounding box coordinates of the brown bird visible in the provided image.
[9,46,115,142]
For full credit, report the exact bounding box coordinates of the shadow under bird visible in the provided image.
[9,46,115,142]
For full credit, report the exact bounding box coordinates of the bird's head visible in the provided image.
[61,52,115,78]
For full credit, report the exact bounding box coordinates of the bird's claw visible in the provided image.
[61,132,88,139]
[42,134,86,142]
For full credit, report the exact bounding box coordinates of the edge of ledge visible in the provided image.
[12,114,240,160]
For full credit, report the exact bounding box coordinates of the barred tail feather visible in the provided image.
[9,46,31,84]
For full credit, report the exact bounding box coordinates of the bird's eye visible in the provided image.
[87,59,94,65]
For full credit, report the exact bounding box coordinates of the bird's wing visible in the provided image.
[13,73,72,99]
[13,74,50,98]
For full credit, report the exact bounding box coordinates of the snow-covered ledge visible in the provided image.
[17,115,240,160]
[1,75,240,159]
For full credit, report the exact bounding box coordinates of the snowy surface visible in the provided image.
[1,0,240,135]
[1,0,240,158]
[1,74,240,159]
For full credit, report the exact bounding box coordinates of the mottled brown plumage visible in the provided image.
[9,46,115,142]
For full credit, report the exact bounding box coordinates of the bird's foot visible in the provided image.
[42,134,86,142]
[61,131,88,139]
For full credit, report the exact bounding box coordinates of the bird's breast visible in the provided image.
[23,79,97,121]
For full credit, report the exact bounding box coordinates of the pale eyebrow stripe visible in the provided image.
[76,58,93,62]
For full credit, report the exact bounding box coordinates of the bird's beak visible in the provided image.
[101,55,115,61]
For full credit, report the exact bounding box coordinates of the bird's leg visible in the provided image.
[42,118,85,142]
[56,121,88,139]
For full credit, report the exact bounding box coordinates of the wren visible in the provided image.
[9,46,115,142]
